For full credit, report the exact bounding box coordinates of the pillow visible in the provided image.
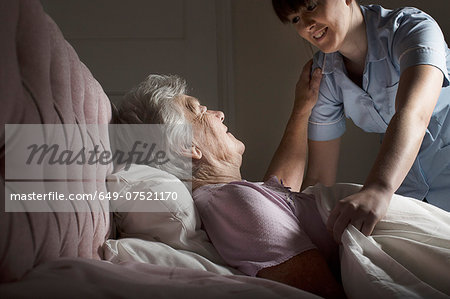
[107,164,228,265]
[0,0,112,282]
[103,238,241,275]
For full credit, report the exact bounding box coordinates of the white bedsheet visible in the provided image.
[305,183,450,299]
[0,258,318,299]
[104,237,241,275]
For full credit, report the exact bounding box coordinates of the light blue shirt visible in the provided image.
[310,5,450,210]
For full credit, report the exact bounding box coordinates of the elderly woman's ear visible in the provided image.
[181,145,202,160]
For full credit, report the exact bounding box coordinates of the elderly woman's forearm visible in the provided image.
[264,112,311,191]
[301,138,340,191]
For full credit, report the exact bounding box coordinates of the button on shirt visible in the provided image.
[309,5,450,210]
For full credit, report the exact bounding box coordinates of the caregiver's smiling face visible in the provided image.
[288,0,354,54]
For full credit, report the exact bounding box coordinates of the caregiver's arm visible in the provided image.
[327,64,443,242]
[264,60,322,191]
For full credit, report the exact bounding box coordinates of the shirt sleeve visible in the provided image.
[193,183,316,276]
[391,7,449,86]
[308,55,346,141]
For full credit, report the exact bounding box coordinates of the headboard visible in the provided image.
[0,0,113,282]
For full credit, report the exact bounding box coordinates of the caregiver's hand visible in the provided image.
[326,186,392,242]
[293,59,322,116]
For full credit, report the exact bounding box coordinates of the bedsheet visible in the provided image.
[105,180,449,298]
[0,258,319,299]
[305,183,450,298]
[103,237,241,275]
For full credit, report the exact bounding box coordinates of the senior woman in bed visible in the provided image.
[115,65,345,297]
[114,67,450,298]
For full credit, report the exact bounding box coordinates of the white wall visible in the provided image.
[41,0,227,110]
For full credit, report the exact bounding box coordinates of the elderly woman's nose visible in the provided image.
[214,110,225,121]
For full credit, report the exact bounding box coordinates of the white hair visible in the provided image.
[113,74,194,182]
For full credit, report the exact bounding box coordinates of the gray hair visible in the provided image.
[113,74,194,182]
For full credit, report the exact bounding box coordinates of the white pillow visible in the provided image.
[103,238,241,275]
[106,164,228,265]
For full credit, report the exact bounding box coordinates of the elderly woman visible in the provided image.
[114,63,450,298]
[115,63,345,297]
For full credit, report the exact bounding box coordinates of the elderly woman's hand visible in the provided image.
[294,59,322,116]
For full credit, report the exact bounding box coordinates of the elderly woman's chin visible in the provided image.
[229,132,245,155]
[237,142,245,156]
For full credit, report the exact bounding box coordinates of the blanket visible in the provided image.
[0,258,319,299]
[305,183,450,298]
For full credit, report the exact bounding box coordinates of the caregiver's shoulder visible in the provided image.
[364,4,440,26]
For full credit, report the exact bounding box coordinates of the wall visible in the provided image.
[232,0,450,183]
[40,0,228,111]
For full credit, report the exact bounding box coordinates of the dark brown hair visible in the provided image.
[272,0,361,24]
[272,0,315,24]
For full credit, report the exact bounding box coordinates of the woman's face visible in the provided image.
[288,0,353,53]
[179,95,245,165]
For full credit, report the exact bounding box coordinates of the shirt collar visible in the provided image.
[320,52,341,75]
[320,5,387,75]
[360,5,387,62]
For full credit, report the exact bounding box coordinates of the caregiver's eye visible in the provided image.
[304,0,317,11]
[306,3,317,11]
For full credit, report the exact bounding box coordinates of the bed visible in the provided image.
[1,1,449,298]
[0,1,313,298]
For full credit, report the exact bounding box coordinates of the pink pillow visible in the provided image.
[0,0,112,282]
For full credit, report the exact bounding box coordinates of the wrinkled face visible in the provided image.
[288,0,353,53]
[178,95,245,165]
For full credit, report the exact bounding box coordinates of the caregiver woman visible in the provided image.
[272,0,450,242]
